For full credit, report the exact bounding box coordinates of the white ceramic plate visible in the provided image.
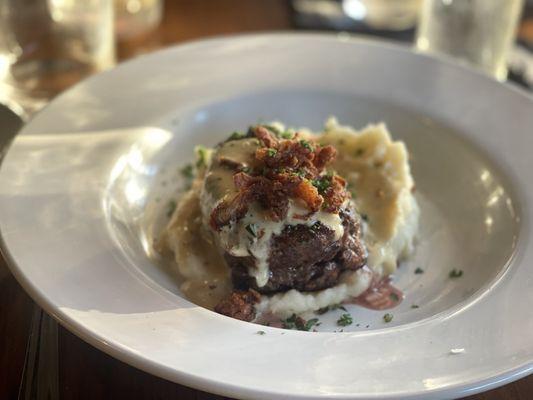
[1,34,532,399]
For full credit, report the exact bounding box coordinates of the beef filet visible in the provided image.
[225,206,367,294]
[216,206,366,321]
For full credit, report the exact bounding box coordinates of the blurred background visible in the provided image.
[0,0,532,120]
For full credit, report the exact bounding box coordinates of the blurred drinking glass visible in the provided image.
[343,0,422,31]
[0,0,115,116]
[114,0,163,40]
[416,0,524,81]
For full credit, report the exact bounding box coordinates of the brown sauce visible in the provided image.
[350,276,403,310]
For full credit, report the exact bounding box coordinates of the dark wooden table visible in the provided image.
[1,1,532,399]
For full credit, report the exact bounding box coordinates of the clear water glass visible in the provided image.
[416,0,524,81]
[114,0,163,39]
[0,0,115,115]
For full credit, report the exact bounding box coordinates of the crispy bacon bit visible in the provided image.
[210,191,252,230]
[254,126,278,148]
[210,125,349,230]
[293,180,323,212]
[313,145,337,169]
[322,175,348,213]
[214,289,261,321]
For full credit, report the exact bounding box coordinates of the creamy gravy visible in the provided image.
[161,181,231,309]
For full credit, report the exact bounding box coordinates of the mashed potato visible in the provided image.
[319,118,419,277]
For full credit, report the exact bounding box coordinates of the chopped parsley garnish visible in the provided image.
[282,314,298,329]
[411,304,419,309]
[355,148,365,157]
[263,124,281,135]
[414,267,424,274]
[383,313,393,323]
[267,148,277,157]
[282,314,319,331]
[299,139,314,151]
[245,223,258,237]
[279,130,294,139]
[449,269,463,278]
[166,200,177,218]
[256,330,266,335]
[389,292,400,302]
[337,313,353,327]
[304,318,319,331]
[195,146,208,168]
[180,163,194,179]
[311,177,330,193]
[361,214,369,222]
[229,131,245,140]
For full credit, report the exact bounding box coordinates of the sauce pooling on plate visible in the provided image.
[351,277,403,310]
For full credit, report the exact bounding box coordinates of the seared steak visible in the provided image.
[217,206,366,322]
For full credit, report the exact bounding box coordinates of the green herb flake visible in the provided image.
[449,269,463,278]
[263,125,281,135]
[245,223,258,238]
[361,214,369,222]
[195,146,208,168]
[229,131,245,140]
[411,304,420,309]
[383,313,393,323]
[337,313,353,327]
[291,169,305,178]
[311,177,330,193]
[282,314,297,330]
[355,148,365,157]
[282,314,319,331]
[256,330,266,335]
[267,148,277,157]
[299,139,314,151]
[166,200,177,218]
[180,163,194,179]
[389,292,400,302]
[304,318,319,331]
[414,267,424,274]
[279,131,294,139]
